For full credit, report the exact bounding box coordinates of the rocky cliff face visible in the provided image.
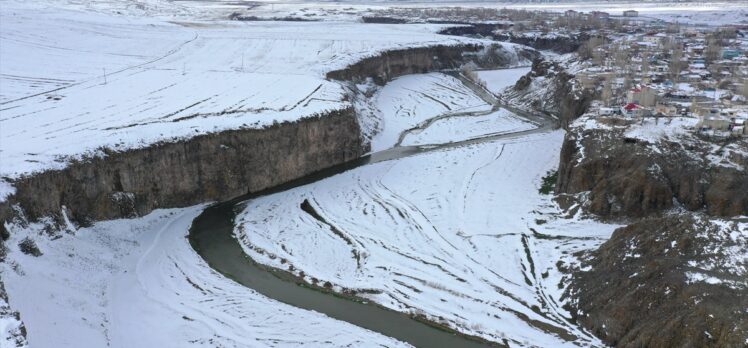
[565,214,748,348]
[492,32,588,54]
[556,120,748,218]
[327,43,537,84]
[503,58,594,127]
[1,109,364,225]
[558,116,748,347]
[327,44,482,84]
[439,25,587,54]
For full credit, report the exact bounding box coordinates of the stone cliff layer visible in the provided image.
[327,44,482,83]
[564,214,747,348]
[439,25,587,54]
[504,58,594,128]
[556,126,748,218]
[2,109,364,225]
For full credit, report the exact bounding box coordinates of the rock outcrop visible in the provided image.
[0,280,27,347]
[558,117,748,347]
[327,44,482,83]
[556,122,748,218]
[439,25,587,54]
[327,43,536,84]
[565,214,748,348]
[1,109,364,225]
[503,58,594,127]
[492,32,588,54]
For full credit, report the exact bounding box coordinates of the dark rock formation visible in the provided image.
[0,280,27,347]
[503,58,594,127]
[565,214,747,348]
[1,109,363,224]
[18,237,42,257]
[327,44,482,83]
[492,32,588,54]
[439,25,587,54]
[556,124,748,218]
[327,44,537,84]
[438,23,513,38]
[361,16,408,24]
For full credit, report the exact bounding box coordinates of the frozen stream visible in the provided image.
[190,71,607,347]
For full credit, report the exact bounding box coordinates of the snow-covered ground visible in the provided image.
[192,1,748,26]
[363,73,493,151]
[1,207,410,347]
[476,67,531,95]
[235,123,620,345]
[0,1,486,180]
[400,108,536,146]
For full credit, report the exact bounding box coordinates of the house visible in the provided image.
[732,116,748,137]
[565,10,579,18]
[627,85,657,107]
[623,10,639,17]
[621,103,645,117]
[697,114,732,132]
[642,35,661,45]
[590,11,610,19]
[722,48,742,59]
[689,45,705,55]
[732,125,746,137]
[655,103,678,116]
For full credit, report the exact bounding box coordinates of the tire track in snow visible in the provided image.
[1,32,199,106]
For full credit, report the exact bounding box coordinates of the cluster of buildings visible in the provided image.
[576,20,748,138]
[564,9,637,20]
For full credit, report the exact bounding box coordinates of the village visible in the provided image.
[564,9,748,138]
[464,7,748,139]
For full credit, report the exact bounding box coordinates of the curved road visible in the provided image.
[189,70,557,347]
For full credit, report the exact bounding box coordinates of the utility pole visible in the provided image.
[103,68,107,85]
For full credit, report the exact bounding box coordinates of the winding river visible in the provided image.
[189,72,555,347]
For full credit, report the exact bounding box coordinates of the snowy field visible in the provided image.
[400,108,536,146]
[476,67,531,95]
[235,128,620,346]
[0,1,487,180]
[179,1,748,26]
[363,73,493,151]
[1,207,409,347]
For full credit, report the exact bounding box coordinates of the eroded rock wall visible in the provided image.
[556,127,748,218]
[565,214,748,348]
[439,25,587,54]
[504,58,594,127]
[327,44,483,83]
[326,43,537,84]
[1,109,364,224]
